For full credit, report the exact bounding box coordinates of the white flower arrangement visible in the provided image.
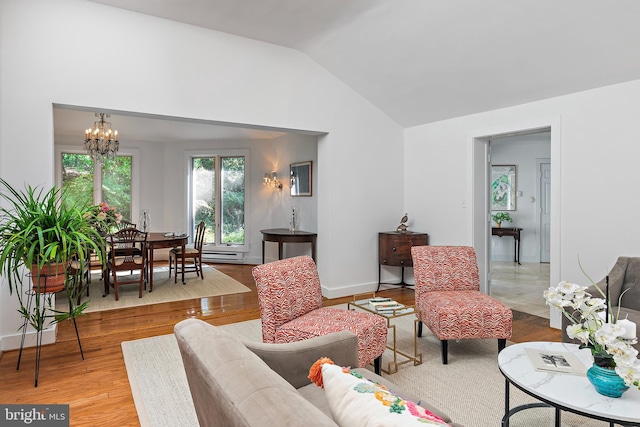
[544,280,640,389]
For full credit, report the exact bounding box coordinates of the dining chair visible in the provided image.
[252,255,388,374]
[169,221,206,283]
[116,220,137,230]
[104,227,148,301]
[109,221,144,274]
[411,245,512,364]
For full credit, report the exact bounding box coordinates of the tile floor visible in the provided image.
[490,261,551,319]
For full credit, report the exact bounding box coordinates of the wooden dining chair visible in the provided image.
[116,220,137,230]
[109,221,144,275]
[104,228,148,301]
[169,221,206,283]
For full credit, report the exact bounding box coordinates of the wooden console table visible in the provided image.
[377,231,429,290]
[492,227,523,265]
[260,228,317,264]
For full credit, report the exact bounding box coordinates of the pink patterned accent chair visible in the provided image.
[252,255,388,374]
[411,245,512,364]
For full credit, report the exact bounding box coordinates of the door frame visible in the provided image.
[536,158,551,263]
[471,117,563,328]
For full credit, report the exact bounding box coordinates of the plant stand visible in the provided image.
[17,275,85,387]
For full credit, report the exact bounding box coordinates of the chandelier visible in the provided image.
[84,113,119,162]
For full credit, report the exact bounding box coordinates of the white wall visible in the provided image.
[405,79,640,327]
[491,133,551,262]
[0,0,404,350]
[259,133,319,262]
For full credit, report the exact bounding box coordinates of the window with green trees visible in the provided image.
[191,155,245,245]
[61,153,132,221]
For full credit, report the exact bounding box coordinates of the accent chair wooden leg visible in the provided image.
[374,355,382,375]
[498,338,506,353]
[441,340,448,364]
[417,321,423,337]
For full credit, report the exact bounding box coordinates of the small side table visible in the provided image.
[260,228,317,264]
[348,296,423,374]
[377,231,428,290]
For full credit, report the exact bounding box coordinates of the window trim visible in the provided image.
[186,149,250,252]
[55,145,140,221]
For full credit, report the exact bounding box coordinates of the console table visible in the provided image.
[377,231,429,290]
[492,227,523,265]
[260,228,317,264]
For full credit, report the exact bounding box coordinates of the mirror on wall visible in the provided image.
[290,161,312,197]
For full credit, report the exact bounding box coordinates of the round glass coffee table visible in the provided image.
[498,342,640,427]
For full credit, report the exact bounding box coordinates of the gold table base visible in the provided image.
[348,294,423,374]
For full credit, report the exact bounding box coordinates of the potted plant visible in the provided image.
[491,212,512,228]
[544,279,640,396]
[0,178,106,330]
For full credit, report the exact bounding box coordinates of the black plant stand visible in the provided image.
[17,274,85,387]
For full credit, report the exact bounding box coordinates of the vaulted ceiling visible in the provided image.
[88,0,640,128]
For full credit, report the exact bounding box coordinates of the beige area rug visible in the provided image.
[56,265,250,313]
[121,309,613,427]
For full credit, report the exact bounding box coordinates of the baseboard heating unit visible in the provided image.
[202,251,244,263]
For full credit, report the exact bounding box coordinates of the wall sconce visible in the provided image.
[263,171,283,190]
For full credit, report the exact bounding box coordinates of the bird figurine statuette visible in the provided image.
[396,213,409,232]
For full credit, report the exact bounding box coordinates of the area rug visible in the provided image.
[56,265,250,313]
[121,312,611,427]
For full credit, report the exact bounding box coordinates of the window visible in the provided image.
[61,153,133,221]
[191,155,245,246]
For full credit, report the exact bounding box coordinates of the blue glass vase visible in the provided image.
[586,364,629,398]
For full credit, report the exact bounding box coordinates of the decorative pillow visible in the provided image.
[321,363,450,426]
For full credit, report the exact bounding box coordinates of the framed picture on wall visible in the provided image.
[491,165,516,211]
[290,161,312,197]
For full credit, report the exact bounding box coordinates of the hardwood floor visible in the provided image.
[0,263,560,426]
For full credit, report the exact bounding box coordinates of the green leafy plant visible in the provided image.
[491,212,512,224]
[0,178,106,329]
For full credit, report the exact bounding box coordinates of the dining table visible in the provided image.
[146,232,189,290]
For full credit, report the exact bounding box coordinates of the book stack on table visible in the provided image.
[368,297,405,313]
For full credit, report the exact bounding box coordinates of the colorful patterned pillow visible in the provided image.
[321,363,450,426]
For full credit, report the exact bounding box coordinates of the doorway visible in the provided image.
[472,123,561,326]
[488,132,550,317]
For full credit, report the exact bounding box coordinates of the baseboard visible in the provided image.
[0,325,56,352]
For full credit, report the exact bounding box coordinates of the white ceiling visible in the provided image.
[59,0,640,143]
[85,0,640,129]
